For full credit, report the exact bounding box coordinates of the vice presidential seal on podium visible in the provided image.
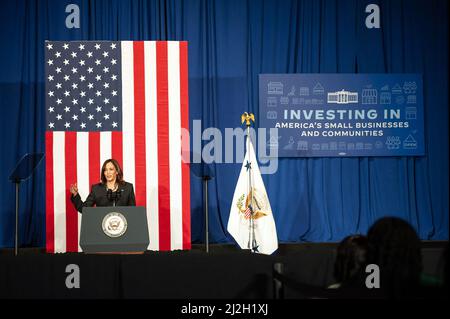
[80,206,149,254]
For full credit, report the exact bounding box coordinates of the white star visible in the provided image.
[48,91,54,97]
[103,82,110,89]
[111,90,117,96]
[103,98,110,104]
[103,67,109,73]
[63,59,70,66]
[72,98,78,105]
[95,43,101,50]
[64,91,70,97]
[71,83,78,89]
[72,114,78,121]
[71,67,78,74]
[87,83,94,89]
[56,83,62,89]
[63,43,69,50]
[55,67,62,74]
[71,52,77,58]
[80,122,86,129]
[48,106,54,112]
[80,107,86,113]
[96,90,102,97]
[110,43,117,49]
[112,122,118,128]
[46,43,53,50]
[96,106,102,112]
[88,98,94,105]
[80,91,86,97]
[88,114,94,120]
[104,114,110,120]
[47,59,54,66]
[87,67,93,73]
[87,51,93,58]
[96,122,102,128]
[78,60,85,66]
[56,114,62,120]
[47,75,54,81]
[48,122,55,128]
[95,59,101,65]
[111,59,117,65]
[64,106,71,112]
[111,74,117,81]
[102,51,109,58]
[78,44,85,50]
[64,122,70,128]
[64,75,70,81]
[55,52,61,58]
[56,99,62,105]
[80,75,86,82]
[111,106,118,112]
[95,75,102,81]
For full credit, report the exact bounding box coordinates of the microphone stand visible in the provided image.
[203,175,211,253]
[189,152,215,254]
[8,153,44,256]
[107,189,116,207]
[14,179,20,256]
[114,190,122,207]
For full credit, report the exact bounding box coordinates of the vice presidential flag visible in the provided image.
[227,136,278,255]
[45,41,190,253]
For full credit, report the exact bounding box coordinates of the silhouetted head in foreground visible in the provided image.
[366,217,422,297]
[334,235,368,285]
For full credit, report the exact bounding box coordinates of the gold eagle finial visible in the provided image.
[241,112,255,127]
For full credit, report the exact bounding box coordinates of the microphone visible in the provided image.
[107,187,122,206]
[114,189,123,206]
[107,189,113,201]
[107,189,117,206]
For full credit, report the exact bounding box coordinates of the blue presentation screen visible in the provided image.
[259,74,425,157]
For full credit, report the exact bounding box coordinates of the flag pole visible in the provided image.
[241,112,256,252]
[249,124,256,252]
[249,124,257,252]
[247,123,252,250]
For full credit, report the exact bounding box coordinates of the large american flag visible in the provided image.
[45,41,191,253]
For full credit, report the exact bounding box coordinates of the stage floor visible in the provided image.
[0,242,447,299]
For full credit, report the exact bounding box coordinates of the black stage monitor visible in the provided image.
[80,206,149,253]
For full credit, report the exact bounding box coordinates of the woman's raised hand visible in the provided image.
[70,183,78,196]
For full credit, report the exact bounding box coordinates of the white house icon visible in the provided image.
[327,89,358,104]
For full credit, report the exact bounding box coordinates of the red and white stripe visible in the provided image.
[244,206,251,219]
[46,41,191,253]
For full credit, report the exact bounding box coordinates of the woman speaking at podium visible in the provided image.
[69,159,136,213]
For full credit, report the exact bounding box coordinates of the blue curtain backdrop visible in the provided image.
[0,0,448,248]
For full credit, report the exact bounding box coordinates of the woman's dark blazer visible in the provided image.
[71,182,136,213]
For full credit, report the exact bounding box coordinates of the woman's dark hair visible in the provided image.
[334,235,368,283]
[100,159,125,185]
[366,217,422,296]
